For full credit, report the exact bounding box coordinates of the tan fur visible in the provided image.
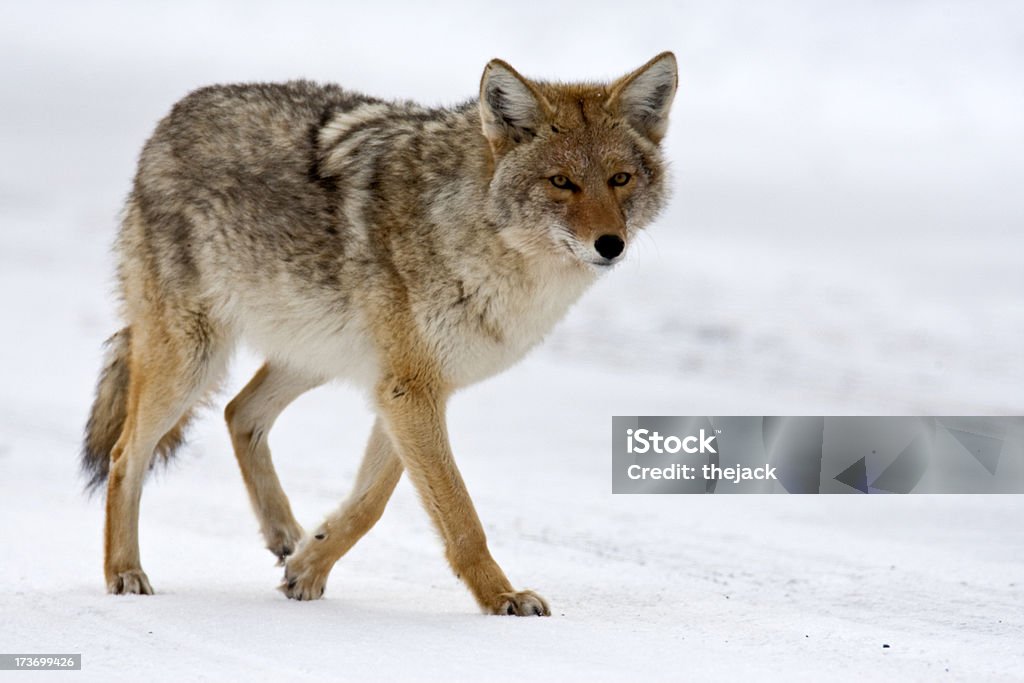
[224,363,318,562]
[83,53,677,615]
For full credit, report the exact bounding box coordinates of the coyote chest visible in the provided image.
[222,252,592,391]
[417,262,594,388]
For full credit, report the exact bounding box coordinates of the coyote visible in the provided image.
[82,53,677,615]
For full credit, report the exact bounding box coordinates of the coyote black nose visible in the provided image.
[594,234,625,260]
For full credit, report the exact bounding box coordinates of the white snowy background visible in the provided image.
[1,1,1022,681]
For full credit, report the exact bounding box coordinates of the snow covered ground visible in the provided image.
[2,1,1022,681]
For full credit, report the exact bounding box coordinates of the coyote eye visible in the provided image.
[550,175,573,190]
[609,172,631,187]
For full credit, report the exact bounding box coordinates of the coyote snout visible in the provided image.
[83,52,677,614]
[561,186,630,266]
[594,234,626,262]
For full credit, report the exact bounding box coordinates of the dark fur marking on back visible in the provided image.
[322,109,439,160]
[307,107,339,198]
[135,193,198,277]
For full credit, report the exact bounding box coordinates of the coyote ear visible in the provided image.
[608,52,678,143]
[479,59,548,149]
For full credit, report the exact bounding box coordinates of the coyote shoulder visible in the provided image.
[82,53,677,615]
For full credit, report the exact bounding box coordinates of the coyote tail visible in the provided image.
[81,327,189,491]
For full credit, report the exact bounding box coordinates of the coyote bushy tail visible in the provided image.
[81,327,189,491]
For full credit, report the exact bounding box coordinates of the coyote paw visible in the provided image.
[265,522,305,565]
[107,568,153,595]
[279,546,329,601]
[494,590,550,616]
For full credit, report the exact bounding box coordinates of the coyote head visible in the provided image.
[479,52,677,270]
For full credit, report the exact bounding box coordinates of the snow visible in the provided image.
[1,1,1022,681]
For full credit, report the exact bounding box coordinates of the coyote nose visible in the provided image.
[594,234,625,260]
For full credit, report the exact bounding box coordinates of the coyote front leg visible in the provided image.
[374,376,549,617]
[281,418,403,600]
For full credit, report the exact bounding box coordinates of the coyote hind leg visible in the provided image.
[105,316,227,594]
[225,363,324,563]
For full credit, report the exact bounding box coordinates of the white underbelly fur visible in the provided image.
[211,261,593,392]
